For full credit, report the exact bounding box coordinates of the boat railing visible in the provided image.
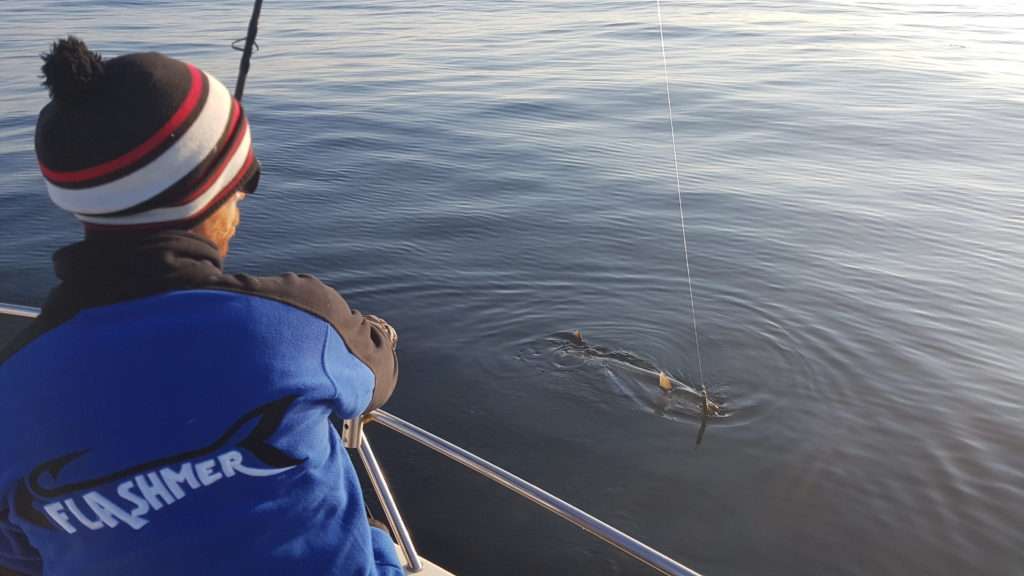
[0,303,702,576]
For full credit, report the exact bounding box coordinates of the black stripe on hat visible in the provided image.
[46,72,210,191]
[37,54,195,173]
[106,100,244,217]
[82,150,256,234]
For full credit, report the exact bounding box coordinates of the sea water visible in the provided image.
[1,1,1022,574]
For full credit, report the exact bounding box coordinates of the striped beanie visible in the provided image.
[35,37,259,231]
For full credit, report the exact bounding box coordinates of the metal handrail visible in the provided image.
[0,303,42,318]
[367,411,702,576]
[0,303,703,576]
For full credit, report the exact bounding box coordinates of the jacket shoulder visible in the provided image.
[214,273,397,411]
[218,272,353,325]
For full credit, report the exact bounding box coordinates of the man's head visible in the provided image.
[34,37,259,254]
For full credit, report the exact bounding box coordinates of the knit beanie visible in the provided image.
[35,37,259,231]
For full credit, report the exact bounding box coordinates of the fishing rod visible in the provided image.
[233,0,264,100]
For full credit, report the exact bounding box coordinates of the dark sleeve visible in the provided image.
[0,503,41,576]
[307,286,398,411]
[332,309,398,411]
[218,272,398,412]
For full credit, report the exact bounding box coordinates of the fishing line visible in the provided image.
[655,0,710,410]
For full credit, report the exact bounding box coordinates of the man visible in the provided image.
[0,37,404,575]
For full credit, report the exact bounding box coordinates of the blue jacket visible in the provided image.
[0,232,402,575]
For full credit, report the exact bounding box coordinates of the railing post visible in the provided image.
[356,423,424,573]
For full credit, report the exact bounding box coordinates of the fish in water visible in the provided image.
[554,331,720,415]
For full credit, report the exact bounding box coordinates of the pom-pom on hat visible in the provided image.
[35,36,259,231]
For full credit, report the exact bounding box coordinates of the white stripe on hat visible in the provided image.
[75,124,252,226]
[46,72,233,215]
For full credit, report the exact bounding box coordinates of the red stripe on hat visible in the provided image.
[81,152,256,234]
[40,64,206,185]
[173,103,246,206]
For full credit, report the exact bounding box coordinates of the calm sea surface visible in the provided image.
[1,1,1022,574]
